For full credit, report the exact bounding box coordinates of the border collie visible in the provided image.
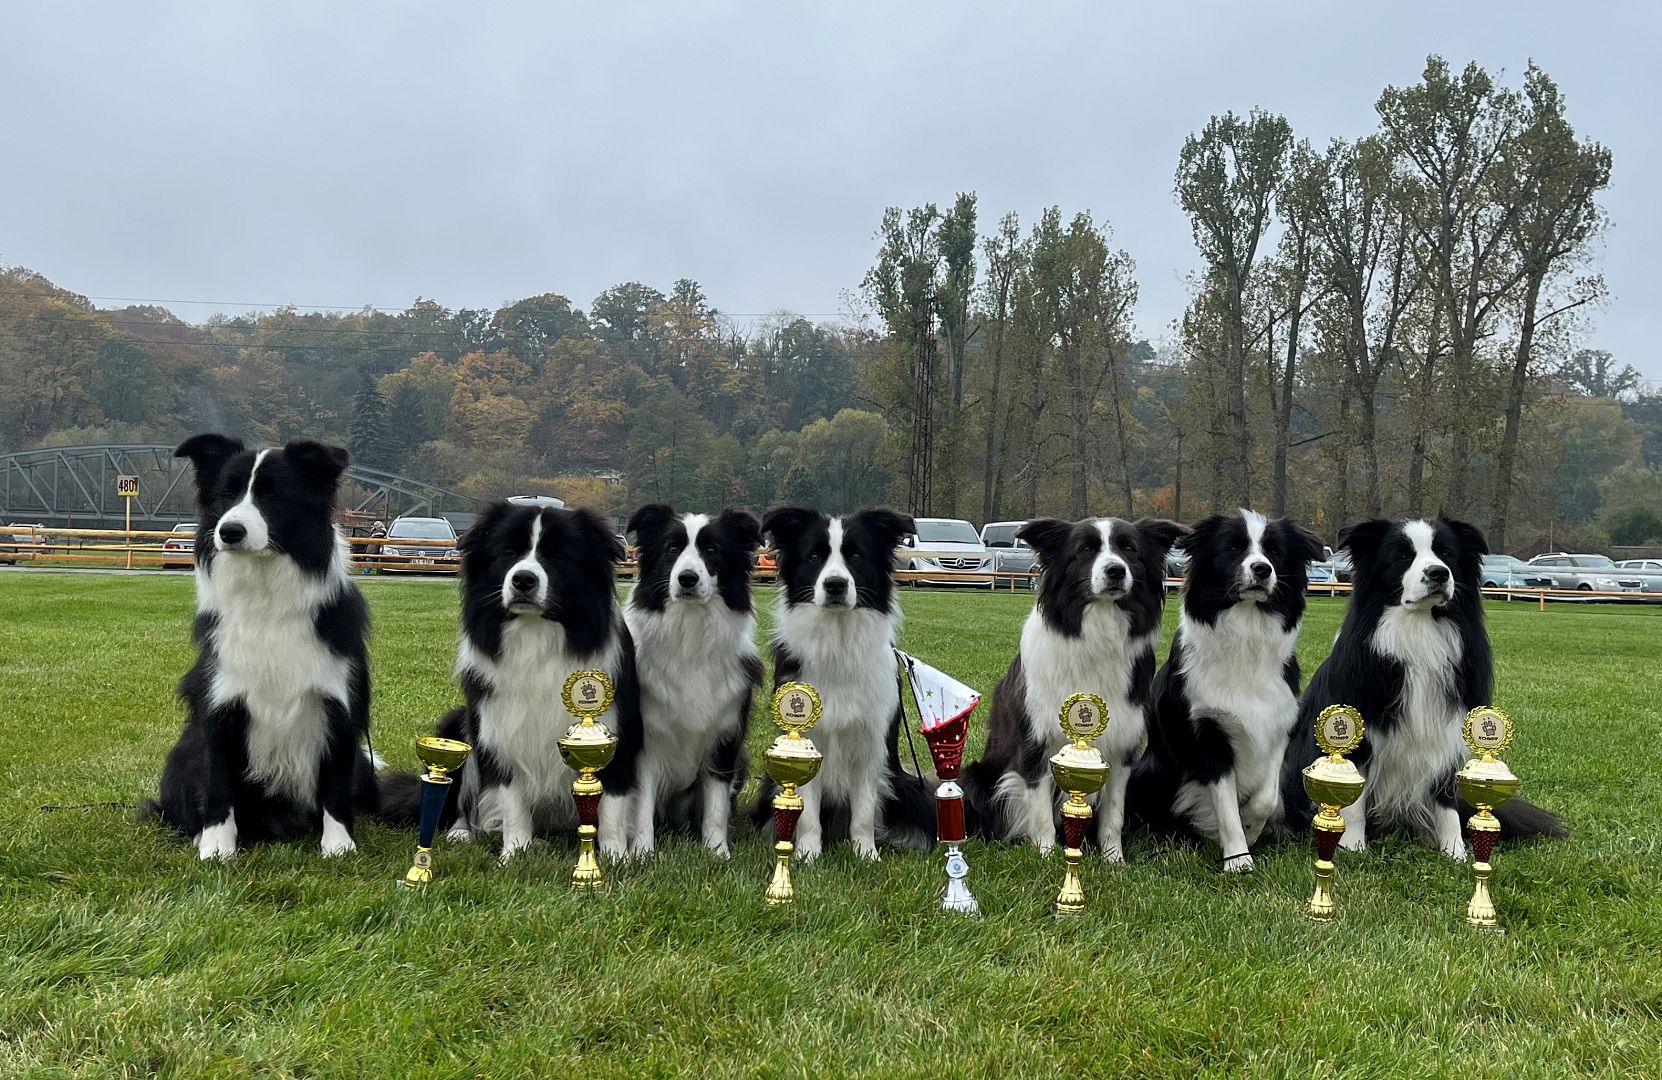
[147,434,376,860]
[385,501,644,863]
[754,507,932,860]
[1132,510,1323,871]
[965,517,1186,860]
[623,504,763,858]
[1280,516,1565,855]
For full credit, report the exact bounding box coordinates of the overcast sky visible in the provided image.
[3,2,1657,379]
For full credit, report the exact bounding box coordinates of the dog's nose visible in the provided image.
[1251,560,1272,581]
[1425,564,1450,585]
[511,570,538,593]
[1105,564,1127,585]
[217,521,246,545]
[677,570,699,589]
[823,576,849,597]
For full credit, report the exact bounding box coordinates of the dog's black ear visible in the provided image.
[173,433,245,501]
[1017,518,1073,561]
[626,503,676,543]
[1134,518,1189,556]
[1274,518,1327,565]
[284,441,350,491]
[851,508,916,550]
[716,508,763,551]
[571,506,626,563]
[1177,513,1227,552]
[1440,514,1489,558]
[459,500,517,556]
[1336,518,1391,558]
[762,506,820,547]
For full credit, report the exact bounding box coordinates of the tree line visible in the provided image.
[1,55,1657,550]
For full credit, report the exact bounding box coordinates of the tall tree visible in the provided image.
[349,371,392,471]
[1177,108,1293,506]
[1488,64,1611,551]
[979,212,1025,522]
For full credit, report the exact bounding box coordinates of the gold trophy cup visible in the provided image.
[1301,705,1367,920]
[763,682,824,907]
[398,735,473,889]
[557,669,618,892]
[1456,706,1522,931]
[1050,692,1110,918]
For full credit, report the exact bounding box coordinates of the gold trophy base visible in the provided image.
[1306,807,1345,921]
[1466,809,1502,932]
[399,847,434,890]
[572,824,605,892]
[1053,846,1086,918]
[765,840,796,906]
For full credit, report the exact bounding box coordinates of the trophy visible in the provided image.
[398,735,473,890]
[1301,704,1367,920]
[1456,706,1522,931]
[903,650,983,916]
[762,681,823,907]
[1049,692,1110,918]
[557,669,618,892]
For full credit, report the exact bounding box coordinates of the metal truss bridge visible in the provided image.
[1,444,482,528]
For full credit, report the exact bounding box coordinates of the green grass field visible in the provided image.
[1,573,1658,1078]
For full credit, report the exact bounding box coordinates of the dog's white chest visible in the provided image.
[628,602,757,788]
[1366,607,1468,815]
[462,618,621,808]
[1020,604,1150,760]
[202,556,353,806]
[774,604,899,802]
[1178,607,1298,784]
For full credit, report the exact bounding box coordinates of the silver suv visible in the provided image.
[1615,559,1662,595]
[1525,553,1642,594]
[980,521,1037,586]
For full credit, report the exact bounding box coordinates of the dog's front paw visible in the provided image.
[1099,843,1126,864]
[794,840,821,863]
[498,835,532,865]
[196,822,237,862]
[321,835,357,858]
[1442,839,1469,862]
[1035,839,1055,857]
[852,838,881,861]
[705,839,731,860]
[1222,852,1256,873]
[444,826,474,844]
[1338,832,1368,854]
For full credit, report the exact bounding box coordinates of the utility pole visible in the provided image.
[907,294,937,517]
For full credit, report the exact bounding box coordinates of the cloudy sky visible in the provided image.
[3,2,1657,378]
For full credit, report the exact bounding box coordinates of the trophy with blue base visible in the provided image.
[399,735,473,890]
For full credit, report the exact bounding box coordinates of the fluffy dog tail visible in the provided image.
[1478,797,1568,841]
[880,765,935,850]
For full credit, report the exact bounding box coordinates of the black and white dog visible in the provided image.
[965,517,1186,860]
[395,501,644,863]
[1133,510,1323,871]
[622,504,763,858]
[148,434,376,860]
[755,507,932,860]
[1280,516,1565,855]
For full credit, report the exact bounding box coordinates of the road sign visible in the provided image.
[116,475,140,498]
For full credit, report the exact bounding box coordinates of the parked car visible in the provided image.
[1614,559,1662,595]
[1480,554,1552,591]
[901,518,994,587]
[162,523,197,569]
[1164,548,1189,581]
[979,520,1037,587]
[1324,545,1352,583]
[506,494,565,509]
[3,524,38,565]
[1307,561,1337,590]
[1525,553,1642,595]
[379,516,460,573]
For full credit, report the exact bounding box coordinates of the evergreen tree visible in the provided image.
[348,371,391,471]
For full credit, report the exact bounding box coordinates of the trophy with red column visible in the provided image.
[900,650,983,916]
[763,681,823,907]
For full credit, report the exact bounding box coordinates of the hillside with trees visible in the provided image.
[2,56,1657,552]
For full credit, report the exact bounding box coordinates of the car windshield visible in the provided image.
[1577,555,1616,569]
[389,520,453,540]
[982,524,1022,548]
[916,520,980,544]
[173,524,196,533]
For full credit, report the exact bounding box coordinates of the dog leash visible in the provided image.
[894,652,926,780]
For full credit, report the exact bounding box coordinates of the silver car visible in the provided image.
[980,520,1037,587]
[1615,559,1662,595]
[1525,553,1642,595]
